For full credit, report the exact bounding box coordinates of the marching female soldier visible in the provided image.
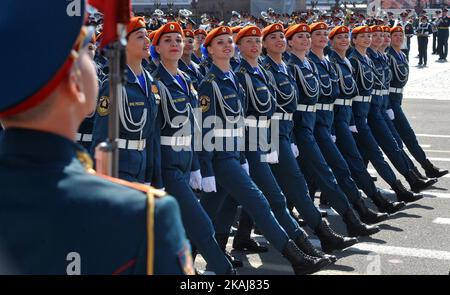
[286,23,379,238]
[178,29,204,90]
[366,25,437,194]
[151,22,234,275]
[387,26,448,179]
[379,26,432,182]
[307,22,388,225]
[227,25,337,262]
[262,23,360,252]
[328,25,405,214]
[256,24,362,252]
[192,29,207,64]
[197,26,331,275]
[348,26,423,203]
[230,26,243,70]
[91,17,162,186]
[143,30,159,73]
[77,33,104,150]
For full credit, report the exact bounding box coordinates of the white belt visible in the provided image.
[334,99,352,106]
[76,133,92,142]
[118,138,146,151]
[244,118,271,128]
[272,112,293,121]
[382,90,389,95]
[372,89,384,96]
[160,135,192,147]
[213,128,244,138]
[297,104,316,112]
[353,95,372,103]
[316,103,334,111]
[389,87,403,94]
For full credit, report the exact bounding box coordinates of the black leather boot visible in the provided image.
[370,190,406,214]
[314,220,358,253]
[232,237,268,253]
[342,208,380,237]
[294,230,337,263]
[405,169,437,193]
[412,165,428,180]
[353,198,389,225]
[282,240,331,275]
[215,233,243,268]
[391,180,423,203]
[422,159,449,178]
[232,211,268,253]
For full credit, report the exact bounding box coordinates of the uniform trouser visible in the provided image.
[353,114,398,186]
[314,123,362,204]
[200,189,233,233]
[390,94,428,166]
[368,98,412,176]
[418,37,429,65]
[293,124,351,216]
[437,30,449,59]
[199,189,227,225]
[117,149,148,183]
[223,149,305,241]
[334,117,378,199]
[382,108,417,170]
[162,166,232,274]
[270,134,322,229]
[200,156,289,252]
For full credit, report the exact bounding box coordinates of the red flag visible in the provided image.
[88,0,131,47]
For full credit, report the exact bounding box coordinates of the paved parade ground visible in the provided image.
[195,36,450,275]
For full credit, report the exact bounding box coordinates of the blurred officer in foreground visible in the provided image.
[0,0,192,275]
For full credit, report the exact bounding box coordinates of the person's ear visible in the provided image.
[65,62,85,104]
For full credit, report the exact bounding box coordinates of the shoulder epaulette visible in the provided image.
[75,150,166,197]
[92,171,166,198]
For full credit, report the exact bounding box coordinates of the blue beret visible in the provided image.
[0,0,85,117]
